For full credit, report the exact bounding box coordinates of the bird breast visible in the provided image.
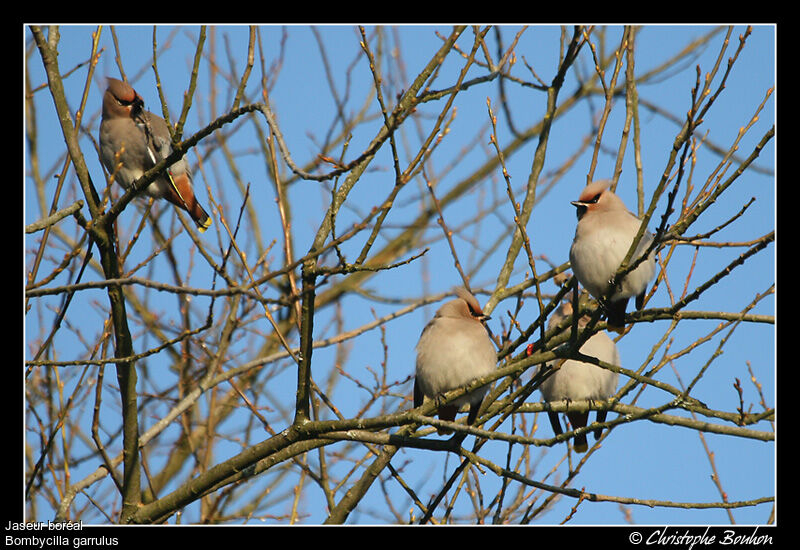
[570,212,655,300]
[415,318,496,403]
[538,332,620,402]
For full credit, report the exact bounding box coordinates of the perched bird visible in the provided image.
[414,289,497,435]
[99,77,212,232]
[538,300,620,453]
[569,180,656,332]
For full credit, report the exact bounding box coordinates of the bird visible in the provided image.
[569,180,656,333]
[538,299,620,453]
[99,77,212,232]
[414,289,497,435]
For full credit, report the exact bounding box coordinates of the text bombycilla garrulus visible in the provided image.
[538,300,620,453]
[99,77,212,232]
[569,180,656,332]
[414,289,496,435]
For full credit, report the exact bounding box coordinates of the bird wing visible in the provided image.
[137,114,191,210]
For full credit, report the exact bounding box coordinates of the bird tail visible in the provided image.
[573,433,588,453]
[594,410,608,440]
[567,411,589,453]
[188,202,212,233]
[605,298,629,334]
[436,405,458,435]
[163,171,213,232]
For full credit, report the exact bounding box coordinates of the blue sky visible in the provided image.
[25,25,775,525]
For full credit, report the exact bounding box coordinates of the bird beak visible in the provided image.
[571,200,587,220]
[479,314,491,322]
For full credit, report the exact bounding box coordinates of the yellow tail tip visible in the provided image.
[196,217,212,233]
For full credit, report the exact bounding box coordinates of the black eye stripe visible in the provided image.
[115,95,143,107]
[468,305,482,318]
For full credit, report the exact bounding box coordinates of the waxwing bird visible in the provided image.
[414,289,497,435]
[538,300,620,453]
[569,180,655,332]
[99,77,212,232]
